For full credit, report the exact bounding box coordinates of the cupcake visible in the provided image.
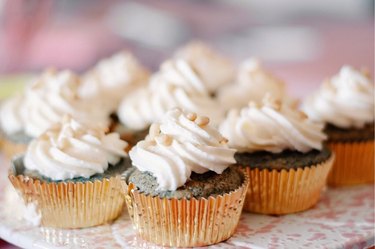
[8,116,129,228]
[116,59,224,146]
[174,41,235,94]
[122,108,248,247]
[217,58,294,111]
[302,66,374,186]
[0,69,109,159]
[79,51,150,115]
[220,95,334,214]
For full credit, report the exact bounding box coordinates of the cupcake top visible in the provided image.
[219,95,327,153]
[149,59,208,94]
[217,58,288,110]
[129,108,236,191]
[302,66,374,128]
[0,93,26,136]
[23,70,109,138]
[117,60,224,130]
[79,51,150,112]
[24,116,128,181]
[174,41,235,93]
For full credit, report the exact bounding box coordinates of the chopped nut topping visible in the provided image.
[187,112,197,121]
[195,116,210,126]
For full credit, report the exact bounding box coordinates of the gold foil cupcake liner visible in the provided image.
[122,173,249,247]
[327,140,374,186]
[9,169,125,228]
[1,137,28,160]
[242,154,334,215]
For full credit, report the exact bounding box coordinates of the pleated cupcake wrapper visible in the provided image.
[1,137,28,160]
[242,154,334,215]
[122,173,249,247]
[8,173,125,228]
[327,140,374,186]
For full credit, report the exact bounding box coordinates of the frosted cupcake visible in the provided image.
[217,58,293,111]
[116,59,224,145]
[0,69,109,158]
[303,66,374,186]
[174,41,235,94]
[122,108,248,247]
[8,116,129,228]
[220,95,334,214]
[79,51,150,116]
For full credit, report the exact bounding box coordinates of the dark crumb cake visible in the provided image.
[235,145,332,170]
[324,122,374,142]
[123,166,244,199]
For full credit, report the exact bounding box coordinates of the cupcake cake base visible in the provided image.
[122,167,249,247]
[236,147,334,215]
[325,123,374,186]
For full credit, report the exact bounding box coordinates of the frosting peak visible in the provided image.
[220,96,326,153]
[24,116,128,181]
[129,108,236,191]
[174,41,235,92]
[217,58,288,111]
[302,65,374,128]
[118,59,224,130]
[152,59,207,94]
[79,51,150,113]
[23,70,109,137]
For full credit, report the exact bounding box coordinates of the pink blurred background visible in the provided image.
[0,0,373,98]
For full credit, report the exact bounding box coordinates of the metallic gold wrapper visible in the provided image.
[1,137,27,160]
[8,168,125,228]
[122,173,249,247]
[327,141,374,186]
[242,154,334,215]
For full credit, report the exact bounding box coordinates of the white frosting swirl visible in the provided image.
[23,70,109,137]
[79,51,149,113]
[0,94,26,135]
[174,41,235,92]
[129,108,236,191]
[302,66,374,128]
[220,96,326,153]
[24,116,128,181]
[150,59,208,94]
[218,58,289,111]
[118,60,224,130]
